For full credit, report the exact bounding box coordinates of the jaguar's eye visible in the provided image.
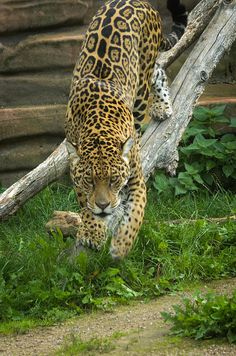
[73,177,81,187]
[110,176,119,185]
[84,176,93,186]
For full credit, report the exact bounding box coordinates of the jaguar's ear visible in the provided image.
[122,137,134,163]
[66,141,80,162]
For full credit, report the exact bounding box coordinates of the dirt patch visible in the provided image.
[0,278,236,355]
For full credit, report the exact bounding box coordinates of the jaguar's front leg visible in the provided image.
[150,63,173,121]
[76,208,108,250]
[110,169,146,259]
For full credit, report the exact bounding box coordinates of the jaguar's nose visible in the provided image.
[96,201,110,210]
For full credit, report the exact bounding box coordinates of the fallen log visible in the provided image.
[0,0,236,221]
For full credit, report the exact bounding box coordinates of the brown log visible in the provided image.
[0,0,93,34]
[0,30,85,74]
[0,105,65,142]
[0,0,236,221]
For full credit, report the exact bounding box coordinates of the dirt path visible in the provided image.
[1,279,236,356]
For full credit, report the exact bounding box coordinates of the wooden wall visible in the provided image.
[0,0,235,186]
[0,0,95,186]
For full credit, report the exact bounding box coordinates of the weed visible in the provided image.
[153,105,236,195]
[162,291,236,343]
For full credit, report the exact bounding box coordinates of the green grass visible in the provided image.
[0,184,236,334]
[56,336,114,355]
[55,334,120,355]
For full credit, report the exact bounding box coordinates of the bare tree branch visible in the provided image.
[159,0,221,68]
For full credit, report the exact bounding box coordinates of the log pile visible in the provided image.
[0,0,94,186]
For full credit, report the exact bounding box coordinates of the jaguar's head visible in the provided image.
[66,137,134,216]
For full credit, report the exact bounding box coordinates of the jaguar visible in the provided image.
[65,0,187,259]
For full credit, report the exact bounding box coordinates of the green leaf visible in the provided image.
[202,173,214,186]
[206,160,217,171]
[183,127,206,139]
[212,116,229,124]
[221,134,236,143]
[229,118,236,128]
[174,183,187,196]
[193,107,211,121]
[105,268,120,277]
[180,143,201,155]
[208,127,217,137]
[222,141,236,151]
[228,329,236,343]
[222,165,234,178]
[178,172,194,187]
[184,163,199,175]
[76,252,88,275]
[210,105,226,117]
[162,292,236,343]
[194,134,217,148]
[153,173,170,193]
[193,174,204,185]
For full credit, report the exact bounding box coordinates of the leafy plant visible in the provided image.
[153,105,236,195]
[162,291,236,343]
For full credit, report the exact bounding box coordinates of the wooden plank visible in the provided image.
[0,105,66,142]
[0,0,93,34]
[0,137,62,172]
[0,30,85,73]
[0,72,70,107]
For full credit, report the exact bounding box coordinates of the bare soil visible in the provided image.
[0,278,236,356]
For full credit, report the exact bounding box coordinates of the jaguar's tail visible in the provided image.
[161,0,188,51]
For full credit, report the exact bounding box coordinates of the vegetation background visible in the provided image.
[0,106,235,344]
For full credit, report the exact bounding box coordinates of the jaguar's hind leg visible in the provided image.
[150,63,173,121]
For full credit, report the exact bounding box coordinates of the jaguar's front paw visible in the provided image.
[150,103,172,122]
[76,219,108,251]
[109,237,132,260]
[45,210,82,237]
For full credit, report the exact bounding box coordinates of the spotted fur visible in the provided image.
[65,0,187,259]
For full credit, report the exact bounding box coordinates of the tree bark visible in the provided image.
[0,0,236,220]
